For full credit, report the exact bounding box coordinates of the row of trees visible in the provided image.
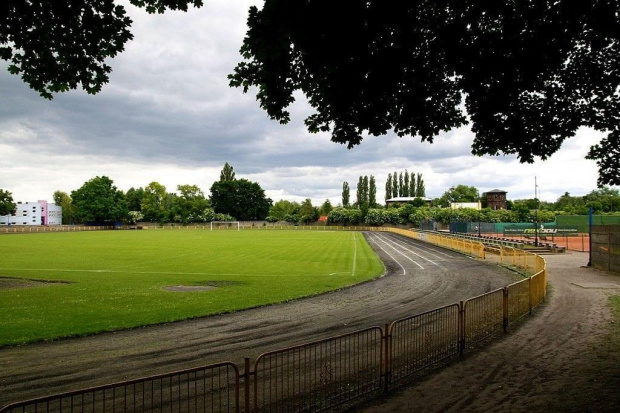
[265,198,333,224]
[324,184,620,227]
[335,172,427,225]
[552,188,619,215]
[48,164,272,225]
[3,172,618,226]
[434,185,620,215]
[327,205,559,227]
[385,170,425,200]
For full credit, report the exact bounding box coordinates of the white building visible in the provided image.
[0,200,62,226]
[450,201,482,210]
[385,196,433,206]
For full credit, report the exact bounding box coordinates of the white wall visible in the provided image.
[0,201,62,226]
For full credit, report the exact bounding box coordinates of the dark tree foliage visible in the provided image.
[0,189,16,216]
[230,1,620,185]
[71,176,127,223]
[209,179,271,221]
[1,0,203,99]
[415,173,426,197]
[53,190,74,224]
[355,177,362,206]
[369,175,377,208]
[125,187,145,211]
[219,162,236,182]
[587,130,620,186]
[342,181,350,207]
[391,172,398,199]
[409,172,416,197]
[384,173,392,201]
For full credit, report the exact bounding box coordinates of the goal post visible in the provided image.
[210,221,240,231]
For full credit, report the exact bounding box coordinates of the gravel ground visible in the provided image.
[362,251,620,412]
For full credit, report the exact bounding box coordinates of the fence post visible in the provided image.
[382,323,391,393]
[458,301,466,356]
[513,248,516,266]
[582,234,585,252]
[502,287,509,332]
[528,277,533,315]
[243,357,251,413]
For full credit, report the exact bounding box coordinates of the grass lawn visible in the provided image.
[0,230,384,346]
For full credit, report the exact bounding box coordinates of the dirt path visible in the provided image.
[0,233,522,406]
[363,251,620,412]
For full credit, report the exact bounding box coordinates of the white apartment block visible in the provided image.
[0,200,62,226]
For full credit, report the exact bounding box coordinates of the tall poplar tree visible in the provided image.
[385,173,392,201]
[356,176,364,207]
[369,175,377,208]
[392,172,398,199]
[409,172,416,197]
[220,163,236,181]
[342,181,350,207]
[403,170,409,198]
[416,173,426,197]
[398,172,404,197]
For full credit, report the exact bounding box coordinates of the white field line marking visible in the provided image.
[0,268,345,278]
[389,237,452,260]
[351,232,358,277]
[398,240,455,259]
[369,233,425,270]
[365,233,407,275]
[375,233,443,267]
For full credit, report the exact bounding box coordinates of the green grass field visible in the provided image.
[0,230,383,346]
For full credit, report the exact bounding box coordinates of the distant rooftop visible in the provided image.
[486,189,507,194]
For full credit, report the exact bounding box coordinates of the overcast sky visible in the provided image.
[0,0,611,207]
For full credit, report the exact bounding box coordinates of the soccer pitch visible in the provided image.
[0,230,384,346]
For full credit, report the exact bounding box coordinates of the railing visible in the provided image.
[388,304,460,383]
[1,229,546,413]
[252,328,383,412]
[386,227,486,259]
[463,289,504,347]
[0,362,240,413]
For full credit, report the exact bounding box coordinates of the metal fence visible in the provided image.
[388,304,460,383]
[507,278,531,323]
[251,328,383,412]
[463,289,505,347]
[0,362,240,413]
[385,227,486,259]
[1,230,546,413]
